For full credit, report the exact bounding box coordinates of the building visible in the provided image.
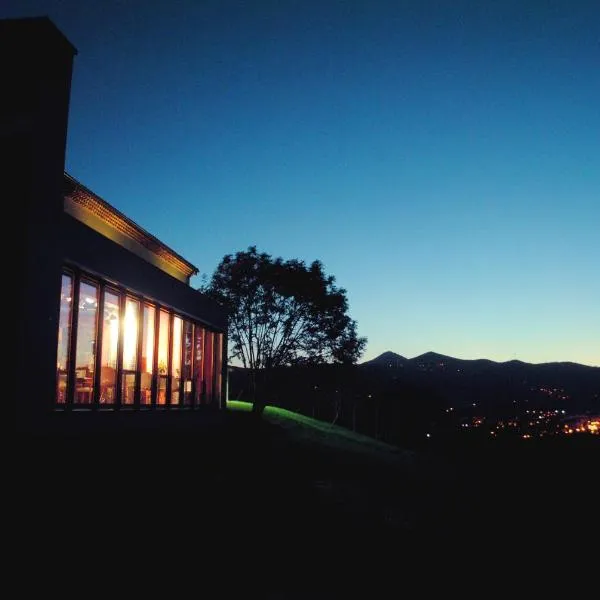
[6,17,227,432]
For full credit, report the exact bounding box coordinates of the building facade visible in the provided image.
[7,17,227,432]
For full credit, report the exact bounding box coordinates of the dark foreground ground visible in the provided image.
[13,412,599,597]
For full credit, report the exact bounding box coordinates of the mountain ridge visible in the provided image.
[362,351,598,370]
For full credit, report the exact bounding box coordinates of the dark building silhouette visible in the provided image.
[6,17,227,432]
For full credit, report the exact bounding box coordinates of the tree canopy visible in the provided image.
[203,246,366,376]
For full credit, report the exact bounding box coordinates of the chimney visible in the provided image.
[2,17,78,431]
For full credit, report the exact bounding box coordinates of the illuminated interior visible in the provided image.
[194,325,204,403]
[56,269,224,409]
[140,304,155,405]
[171,316,182,405]
[157,310,170,405]
[100,290,120,404]
[203,330,214,403]
[214,333,223,403]
[56,274,73,404]
[75,281,98,404]
[183,320,193,405]
[123,298,139,371]
[121,297,139,404]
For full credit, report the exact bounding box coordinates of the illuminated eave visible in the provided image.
[63,173,199,284]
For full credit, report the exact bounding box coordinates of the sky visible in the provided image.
[5,0,599,366]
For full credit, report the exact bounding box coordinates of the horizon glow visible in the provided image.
[5,0,599,367]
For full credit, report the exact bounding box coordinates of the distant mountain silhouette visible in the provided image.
[363,350,596,370]
[360,350,600,414]
[364,351,407,365]
[414,351,453,362]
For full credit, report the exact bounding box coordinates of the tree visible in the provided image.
[203,246,367,414]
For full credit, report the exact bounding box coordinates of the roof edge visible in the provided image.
[64,172,199,278]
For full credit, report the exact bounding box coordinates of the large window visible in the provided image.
[157,310,170,405]
[171,316,182,405]
[182,321,194,406]
[140,304,155,406]
[56,274,73,404]
[193,325,204,404]
[100,289,120,405]
[56,269,224,409]
[203,330,214,404]
[75,281,98,404]
[214,333,223,405]
[121,297,139,405]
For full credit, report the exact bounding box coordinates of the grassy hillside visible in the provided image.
[227,399,407,458]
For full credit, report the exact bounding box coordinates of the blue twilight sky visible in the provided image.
[5,1,599,365]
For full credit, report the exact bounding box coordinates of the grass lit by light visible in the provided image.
[226,399,404,456]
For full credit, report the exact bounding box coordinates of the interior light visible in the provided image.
[123,300,138,369]
[109,314,119,366]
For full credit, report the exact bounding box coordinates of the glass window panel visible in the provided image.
[183,321,193,405]
[75,281,98,404]
[121,372,136,406]
[183,321,193,379]
[140,373,153,406]
[171,316,182,377]
[157,376,167,406]
[171,316,182,405]
[193,326,204,404]
[203,330,214,404]
[157,310,170,406]
[214,333,223,406]
[122,297,139,371]
[56,273,73,404]
[140,304,155,406]
[100,289,120,405]
[171,377,181,405]
[157,310,170,376]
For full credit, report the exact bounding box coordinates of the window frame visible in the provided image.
[56,266,224,411]
[72,278,100,407]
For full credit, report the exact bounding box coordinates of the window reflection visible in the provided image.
[157,310,170,405]
[203,330,214,404]
[100,289,120,404]
[171,316,182,405]
[158,376,167,407]
[75,281,98,404]
[121,372,136,406]
[193,325,204,405]
[56,274,73,404]
[122,298,139,371]
[214,333,223,406]
[183,321,193,405]
[121,297,139,405]
[140,304,155,406]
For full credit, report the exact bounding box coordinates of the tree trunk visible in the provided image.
[252,399,266,416]
[250,368,267,417]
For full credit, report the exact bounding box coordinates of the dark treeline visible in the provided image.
[228,364,448,447]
